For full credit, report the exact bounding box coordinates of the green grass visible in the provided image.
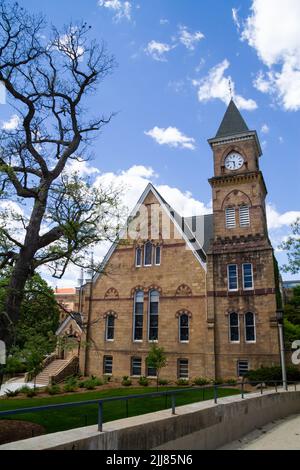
[0,386,240,434]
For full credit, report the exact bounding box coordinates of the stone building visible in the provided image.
[78,100,281,381]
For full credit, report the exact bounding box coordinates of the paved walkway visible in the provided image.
[0,380,43,396]
[220,414,300,450]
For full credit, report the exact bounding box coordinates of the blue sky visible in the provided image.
[1,0,300,284]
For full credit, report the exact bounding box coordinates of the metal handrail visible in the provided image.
[0,380,299,432]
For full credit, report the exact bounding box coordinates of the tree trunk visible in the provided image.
[2,183,49,349]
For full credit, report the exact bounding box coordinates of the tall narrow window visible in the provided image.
[148,290,159,341]
[106,315,115,341]
[237,360,249,377]
[245,312,256,342]
[131,357,142,376]
[103,355,113,374]
[179,314,189,342]
[178,359,189,379]
[243,263,253,290]
[135,247,142,267]
[133,291,144,341]
[229,312,240,342]
[144,241,152,266]
[155,245,161,265]
[239,205,250,227]
[228,264,238,291]
[225,207,236,228]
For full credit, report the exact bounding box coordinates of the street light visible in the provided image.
[276,309,288,391]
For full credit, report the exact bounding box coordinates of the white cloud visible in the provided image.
[267,204,300,230]
[232,8,241,30]
[160,19,169,25]
[2,114,20,131]
[145,126,196,150]
[145,40,174,62]
[98,0,132,22]
[178,25,204,51]
[192,59,257,110]
[261,124,269,134]
[66,159,100,177]
[241,0,300,110]
[279,136,284,144]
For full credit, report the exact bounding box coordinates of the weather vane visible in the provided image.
[228,78,233,100]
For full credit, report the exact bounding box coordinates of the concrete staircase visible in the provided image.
[35,359,69,386]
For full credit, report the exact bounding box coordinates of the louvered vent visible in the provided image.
[239,205,250,227]
[225,207,236,228]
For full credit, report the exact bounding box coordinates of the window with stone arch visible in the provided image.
[179,312,189,342]
[105,313,115,341]
[245,312,256,343]
[229,312,240,343]
[133,290,144,341]
[148,289,159,341]
[223,190,252,230]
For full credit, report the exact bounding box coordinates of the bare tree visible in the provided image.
[0,1,121,347]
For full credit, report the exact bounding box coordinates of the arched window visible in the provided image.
[179,314,189,342]
[245,312,256,342]
[133,291,144,341]
[135,247,142,267]
[106,315,115,341]
[229,312,240,342]
[144,241,153,266]
[148,290,159,341]
[155,245,161,265]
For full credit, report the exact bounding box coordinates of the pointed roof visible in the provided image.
[215,99,249,138]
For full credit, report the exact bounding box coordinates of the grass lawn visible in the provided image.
[0,386,241,435]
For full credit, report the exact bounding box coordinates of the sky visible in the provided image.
[1,0,300,286]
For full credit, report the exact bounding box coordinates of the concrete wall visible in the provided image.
[1,389,300,450]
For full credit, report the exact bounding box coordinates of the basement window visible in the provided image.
[237,360,249,377]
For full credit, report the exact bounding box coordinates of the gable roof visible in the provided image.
[56,312,83,336]
[92,183,213,285]
[215,99,249,138]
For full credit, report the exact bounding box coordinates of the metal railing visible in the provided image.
[0,380,299,433]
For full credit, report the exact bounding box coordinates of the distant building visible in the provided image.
[282,280,300,302]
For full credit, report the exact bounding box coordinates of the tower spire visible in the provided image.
[215,99,249,139]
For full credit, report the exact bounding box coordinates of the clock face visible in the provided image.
[224,153,244,171]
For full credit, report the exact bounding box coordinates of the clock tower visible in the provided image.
[206,100,280,379]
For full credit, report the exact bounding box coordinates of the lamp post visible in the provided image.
[276,309,287,391]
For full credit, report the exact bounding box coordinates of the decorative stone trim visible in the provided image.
[175,309,192,319]
[175,284,192,297]
[103,310,118,319]
[104,287,119,299]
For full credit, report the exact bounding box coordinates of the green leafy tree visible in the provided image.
[283,286,300,350]
[146,344,167,391]
[280,218,300,275]
[0,271,60,386]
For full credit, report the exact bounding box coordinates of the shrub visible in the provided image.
[193,377,211,386]
[226,378,238,386]
[213,378,224,385]
[46,385,61,395]
[122,376,132,386]
[25,389,37,397]
[63,377,78,392]
[138,376,149,386]
[19,385,31,394]
[245,365,300,383]
[5,389,20,398]
[158,378,169,386]
[82,378,96,390]
[176,379,189,386]
[78,380,85,388]
[91,377,103,386]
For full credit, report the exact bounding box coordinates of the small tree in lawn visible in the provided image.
[146,344,167,391]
